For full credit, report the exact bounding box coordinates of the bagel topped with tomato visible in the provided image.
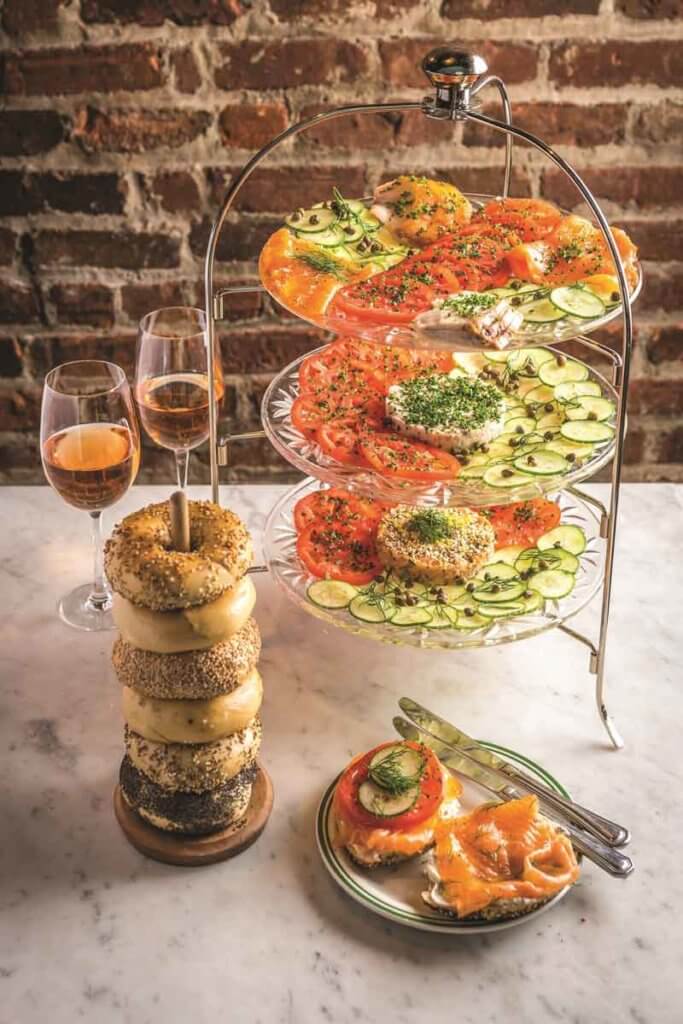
[331,740,462,868]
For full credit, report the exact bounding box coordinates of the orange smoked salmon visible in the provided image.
[371,175,472,248]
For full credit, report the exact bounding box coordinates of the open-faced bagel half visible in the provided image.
[105,499,252,611]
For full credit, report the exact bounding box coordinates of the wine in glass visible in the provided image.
[135,306,223,489]
[41,360,140,631]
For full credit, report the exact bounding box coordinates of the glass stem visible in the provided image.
[175,449,189,490]
[88,511,109,610]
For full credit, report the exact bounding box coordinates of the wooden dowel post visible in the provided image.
[169,490,190,552]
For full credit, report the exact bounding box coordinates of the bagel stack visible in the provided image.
[105,499,264,838]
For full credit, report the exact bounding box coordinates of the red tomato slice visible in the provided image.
[293,488,385,534]
[318,422,369,467]
[480,197,562,243]
[487,499,562,547]
[333,741,444,832]
[296,523,381,585]
[290,394,334,438]
[360,434,461,482]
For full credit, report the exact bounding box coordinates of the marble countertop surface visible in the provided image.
[1,483,681,1024]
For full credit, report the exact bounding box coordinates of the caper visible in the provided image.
[567,452,576,463]
[484,572,491,581]
[588,411,598,421]
[538,558,548,570]
[466,582,476,593]
[490,583,500,594]
[515,424,524,435]
[527,455,537,466]
[544,431,554,441]
[556,354,566,366]
[545,402,554,413]
[523,590,533,598]
[611,291,619,302]
[464,606,475,617]
[502,468,514,478]
[309,214,319,225]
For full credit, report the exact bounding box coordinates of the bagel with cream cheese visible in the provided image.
[112,575,256,653]
[121,667,263,744]
[124,719,261,792]
[112,618,261,699]
[105,499,252,611]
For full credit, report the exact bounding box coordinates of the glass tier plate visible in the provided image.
[261,345,618,509]
[263,477,605,652]
[259,192,641,354]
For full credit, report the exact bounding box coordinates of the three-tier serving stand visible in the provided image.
[200,46,637,750]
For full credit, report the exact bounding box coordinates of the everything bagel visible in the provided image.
[104,499,252,611]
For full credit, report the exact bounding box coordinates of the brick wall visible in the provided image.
[0,0,681,484]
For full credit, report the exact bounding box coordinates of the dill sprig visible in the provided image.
[369,748,424,794]
[294,250,348,280]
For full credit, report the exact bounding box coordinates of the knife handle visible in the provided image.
[500,766,630,848]
[561,822,634,878]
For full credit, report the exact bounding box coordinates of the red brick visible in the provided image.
[380,39,538,88]
[2,0,63,35]
[0,388,40,431]
[215,40,368,90]
[121,282,188,322]
[219,103,289,150]
[617,0,682,15]
[464,102,627,148]
[640,267,683,312]
[549,41,680,88]
[33,231,180,270]
[299,104,396,150]
[633,102,683,145]
[629,379,683,415]
[190,281,265,322]
[0,283,40,324]
[26,333,138,378]
[0,171,126,217]
[48,285,115,328]
[2,45,163,97]
[82,0,244,25]
[224,166,367,214]
[618,221,682,262]
[145,171,202,214]
[646,324,683,365]
[269,0,351,15]
[541,167,681,210]
[624,427,645,465]
[0,338,23,377]
[189,217,280,262]
[73,107,210,153]
[221,325,323,372]
[0,110,65,156]
[652,425,683,464]
[172,50,201,94]
[0,230,16,266]
[431,166,531,198]
[445,0,598,12]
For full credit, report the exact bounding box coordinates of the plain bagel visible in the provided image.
[112,618,261,699]
[121,667,263,744]
[104,499,252,611]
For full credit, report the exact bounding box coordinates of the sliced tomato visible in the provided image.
[299,350,385,398]
[486,499,562,547]
[479,197,562,243]
[333,741,444,832]
[360,433,461,482]
[296,522,381,585]
[293,488,385,534]
[290,394,334,438]
[318,422,369,467]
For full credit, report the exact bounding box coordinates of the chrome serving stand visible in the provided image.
[202,46,635,750]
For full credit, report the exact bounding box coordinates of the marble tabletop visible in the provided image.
[1,483,681,1024]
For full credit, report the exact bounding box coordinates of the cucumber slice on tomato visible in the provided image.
[550,286,606,319]
[554,380,602,401]
[538,359,590,387]
[537,524,587,555]
[357,779,419,818]
[483,464,534,488]
[513,449,569,475]
[561,420,615,444]
[527,568,575,600]
[520,298,566,324]
[286,208,337,233]
[564,396,616,422]
[307,580,357,609]
[349,595,389,623]
[369,744,425,785]
[391,605,433,627]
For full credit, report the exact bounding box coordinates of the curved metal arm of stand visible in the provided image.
[460,108,632,749]
[203,101,424,503]
[471,76,512,198]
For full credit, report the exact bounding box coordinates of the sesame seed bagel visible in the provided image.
[124,719,262,792]
[376,506,495,585]
[119,756,256,836]
[104,499,252,611]
[112,575,256,653]
[112,618,261,699]
[122,668,263,744]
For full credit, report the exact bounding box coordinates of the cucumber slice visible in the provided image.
[483,464,534,488]
[490,545,526,566]
[307,580,357,609]
[425,605,459,629]
[358,779,419,818]
[564,396,616,423]
[550,285,605,319]
[528,568,575,600]
[516,377,543,399]
[313,225,349,247]
[537,524,587,556]
[516,546,579,574]
[475,562,519,582]
[539,359,589,387]
[391,605,433,627]
[286,208,337,232]
[459,463,488,480]
[513,449,569,475]
[524,383,556,405]
[561,420,615,444]
[369,744,425,785]
[486,287,518,301]
[438,584,467,604]
[473,579,526,604]
[518,589,544,614]
[554,380,602,401]
[452,352,488,376]
[545,437,596,460]
[505,416,538,435]
[484,349,513,363]
[454,610,490,630]
[335,220,365,244]
[503,405,527,423]
[349,595,389,623]
[477,601,524,619]
[507,348,555,374]
[520,298,566,324]
[536,410,564,431]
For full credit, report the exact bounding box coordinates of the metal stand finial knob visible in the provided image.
[421,46,488,120]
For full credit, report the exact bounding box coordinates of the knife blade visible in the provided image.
[393,716,634,879]
[399,696,630,848]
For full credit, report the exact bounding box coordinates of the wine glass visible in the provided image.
[41,360,140,631]
[134,306,223,490]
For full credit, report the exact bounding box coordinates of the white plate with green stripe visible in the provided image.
[316,742,574,934]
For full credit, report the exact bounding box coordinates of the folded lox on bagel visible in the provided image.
[106,499,264,837]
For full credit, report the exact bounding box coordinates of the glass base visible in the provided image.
[58,583,115,632]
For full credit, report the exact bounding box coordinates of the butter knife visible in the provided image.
[399,697,630,849]
[393,716,634,879]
